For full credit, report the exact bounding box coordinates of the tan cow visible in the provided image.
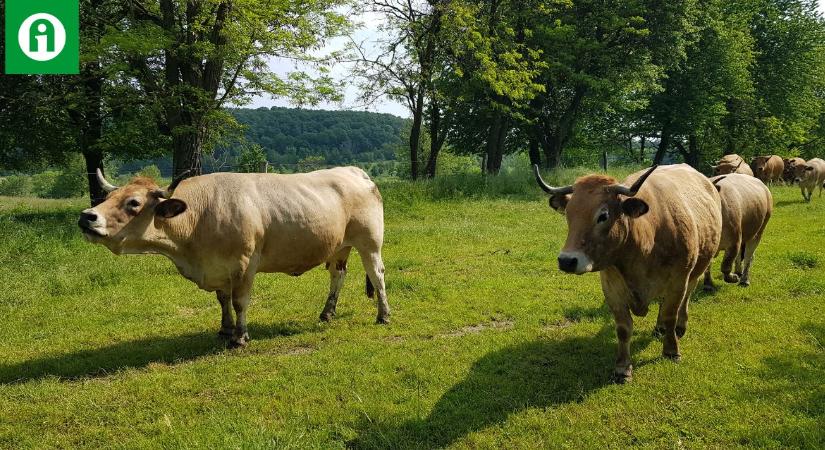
[703,174,772,291]
[712,158,754,177]
[783,157,806,184]
[534,164,722,383]
[793,158,825,202]
[751,155,784,184]
[78,168,389,347]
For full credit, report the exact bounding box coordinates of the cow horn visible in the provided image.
[96,168,119,193]
[607,165,658,197]
[159,170,192,199]
[712,176,727,185]
[533,165,573,195]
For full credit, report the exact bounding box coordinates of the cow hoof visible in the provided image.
[613,367,633,384]
[663,352,681,362]
[218,327,234,338]
[376,315,390,325]
[738,280,750,287]
[675,326,686,338]
[319,311,335,322]
[702,284,717,293]
[652,325,665,339]
[227,339,246,349]
[723,273,740,284]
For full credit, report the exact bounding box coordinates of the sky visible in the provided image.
[249,1,825,119]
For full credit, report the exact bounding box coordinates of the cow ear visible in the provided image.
[621,198,649,218]
[549,194,570,213]
[155,199,188,219]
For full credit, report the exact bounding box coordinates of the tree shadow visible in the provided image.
[0,320,312,384]
[352,324,654,448]
[740,322,825,447]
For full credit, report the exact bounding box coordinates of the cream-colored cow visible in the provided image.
[78,168,389,347]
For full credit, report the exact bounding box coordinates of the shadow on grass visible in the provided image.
[0,320,311,384]
[741,322,825,447]
[774,199,806,208]
[353,324,653,448]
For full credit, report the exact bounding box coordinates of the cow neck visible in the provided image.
[613,213,655,277]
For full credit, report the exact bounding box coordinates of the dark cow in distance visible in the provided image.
[78,167,390,348]
[534,164,722,383]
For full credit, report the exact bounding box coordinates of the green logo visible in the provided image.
[4,0,79,74]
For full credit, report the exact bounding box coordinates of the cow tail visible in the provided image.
[366,274,375,299]
[740,243,746,262]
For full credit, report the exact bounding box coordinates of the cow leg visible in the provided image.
[660,284,688,361]
[676,278,698,339]
[703,267,716,293]
[360,250,390,324]
[721,242,741,284]
[320,247,352,322]
[607,302,634,383]
[216,290,234,337]
[228,276,254,349]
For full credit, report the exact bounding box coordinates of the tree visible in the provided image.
[119,0,351,177]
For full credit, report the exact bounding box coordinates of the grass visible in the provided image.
[0,170,823,449]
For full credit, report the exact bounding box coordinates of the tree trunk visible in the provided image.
[686,134,699,167]
[485,115,507,174]
[172,115,205,177]
[528,134,541,166]
[653,127,671,165]
[408,87,425,180]
[541,134,562,169]
[83,150,107,206]
[639,135,646,163]
[423,99,444,179]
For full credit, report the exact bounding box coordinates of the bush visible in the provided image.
[0,175,33,196]
[137,165,162,181]
[31,171,60,197]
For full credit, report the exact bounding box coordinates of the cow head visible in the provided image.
[751,156,770,176]
[78,169,189,253]
[534,165,657,274]
[793,162,814,183]
[712,160,743,175]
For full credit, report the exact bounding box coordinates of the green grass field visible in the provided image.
[0,171,823,448]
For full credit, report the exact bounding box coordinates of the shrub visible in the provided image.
[0,175,33,196]
[137,165,162,181]
[31,171,60,197]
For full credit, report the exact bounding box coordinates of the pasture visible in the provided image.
[0,170,823,448]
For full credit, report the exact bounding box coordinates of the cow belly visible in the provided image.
[257,232,343,274]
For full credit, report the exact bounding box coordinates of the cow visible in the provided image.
[793,158,825,202]
[703,174,772,292]
[78,167,390,348]
[751,155,784,185]
[712,158,754,177]
[783,157,806,184]
[534,164,722,383]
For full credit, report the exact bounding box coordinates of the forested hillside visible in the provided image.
[116,107,408,175]
[231,107,406,166]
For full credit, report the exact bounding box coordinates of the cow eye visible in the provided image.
[597,211,609,223]
[127,199,141,209]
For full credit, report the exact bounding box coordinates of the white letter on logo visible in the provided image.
[18,13,66,62]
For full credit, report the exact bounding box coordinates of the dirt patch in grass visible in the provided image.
[437,319,515,338]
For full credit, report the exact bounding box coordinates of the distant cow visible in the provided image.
[712,156,754,177]
[783,157,806,184]
[751,155,784,184]
[793,158,825,202]
[78,168,390,348]
[534,164,722,383]
[704,174,772,291]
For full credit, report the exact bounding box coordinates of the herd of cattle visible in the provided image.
[76,155,821,383]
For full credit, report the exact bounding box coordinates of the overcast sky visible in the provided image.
[249,1,825,118]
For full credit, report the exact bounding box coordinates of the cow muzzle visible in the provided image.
[78,208,108,238]
[557,251,593,275]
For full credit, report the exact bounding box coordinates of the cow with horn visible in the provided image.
[78,167,390,348]
[534,164,722,383]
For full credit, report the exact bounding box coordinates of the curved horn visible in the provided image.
[96,168,119,193]
[159,169,192,199]
[607,165,658,197]
[712,176,727,185]
[533,165,573,195]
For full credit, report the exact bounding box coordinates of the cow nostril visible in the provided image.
[82,212,98,222]
[558,256,578,272]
